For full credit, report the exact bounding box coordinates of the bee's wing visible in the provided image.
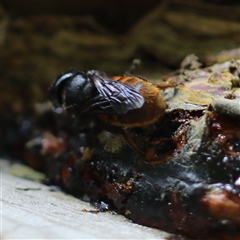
[89,71,144,114]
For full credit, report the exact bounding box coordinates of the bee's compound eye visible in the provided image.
[49,70,78,107]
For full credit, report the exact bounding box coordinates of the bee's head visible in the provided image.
[49,69,97,116]
[48,70,79,108]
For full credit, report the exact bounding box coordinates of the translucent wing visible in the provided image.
[88,70,144,114]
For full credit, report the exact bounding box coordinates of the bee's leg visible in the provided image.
[95,123,162,165]
[121,128,145,156]
[97,120,145,157]
[97,119,123,134]
[125,59,141,74]
[121,129,166,164]
[122,127,176,165]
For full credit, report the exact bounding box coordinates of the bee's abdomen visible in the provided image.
[99,76,166,127]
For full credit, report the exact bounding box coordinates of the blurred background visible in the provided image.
[0,0,239,156]
[1,0,240,104]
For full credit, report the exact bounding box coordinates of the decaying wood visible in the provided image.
[3,57,240,239]
[1,1,240,237]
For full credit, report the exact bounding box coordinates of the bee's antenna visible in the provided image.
[126,59,141,74]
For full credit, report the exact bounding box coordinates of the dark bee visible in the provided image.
[49,70,166,128]
[49,70,166,156]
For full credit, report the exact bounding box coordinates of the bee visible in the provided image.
[49,70,167,155]
[49,70,166,126]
